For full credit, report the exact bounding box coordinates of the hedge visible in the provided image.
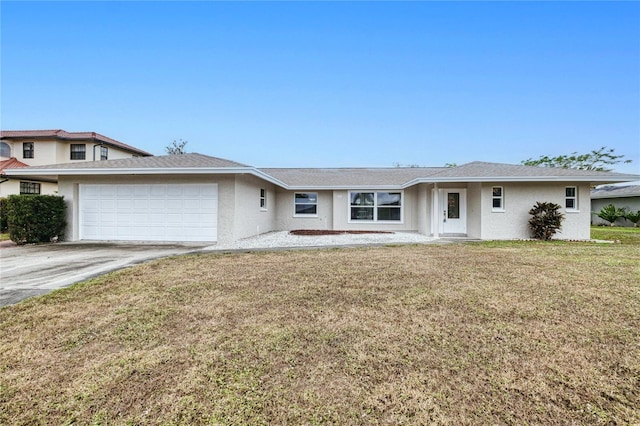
[6,195,66,244]
[0,198,7,232]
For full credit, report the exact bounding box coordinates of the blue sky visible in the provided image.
[2,1,639,173]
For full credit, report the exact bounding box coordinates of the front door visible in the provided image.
[436,189,467,235]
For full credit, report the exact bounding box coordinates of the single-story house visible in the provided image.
[6,153,640,243]
[591,184,640,226]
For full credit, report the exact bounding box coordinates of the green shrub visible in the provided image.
[6,195,66,244]
[597,204,627,226]
[529,201,565,240]
[624,210,640,227]
[0,197,7,232]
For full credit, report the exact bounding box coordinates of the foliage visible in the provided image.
[165,139,188,155]
[597,204,628,226]
[0,197,7,232]
[528,201,565,240]
[623,209,640,227]
[522,146,631,172]
[6,195,66,244]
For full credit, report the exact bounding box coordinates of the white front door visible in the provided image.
[435,189,467,235]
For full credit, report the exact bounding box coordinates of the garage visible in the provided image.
[79,184,218,242]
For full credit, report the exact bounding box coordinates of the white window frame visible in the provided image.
[260,188,267,210]
[294,192,318,217]
[348,191,403,223]
[491,186,504,212]
[100,146,108,160]
[565,186,578,211]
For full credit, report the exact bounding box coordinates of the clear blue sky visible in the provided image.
[2,1,639,173]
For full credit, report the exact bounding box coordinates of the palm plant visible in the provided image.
[624,209,640,227]
[597,204,627,226]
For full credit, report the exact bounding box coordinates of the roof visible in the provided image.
[0,157,29,174]
[262,167,447,188]
[20,152,249,170]
[591,184,640,199]
[0,129,153,157]
[4,155,640,189]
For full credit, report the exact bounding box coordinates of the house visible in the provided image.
[5,153,640,243]
[591,184,640,226]
[0,130,152,197]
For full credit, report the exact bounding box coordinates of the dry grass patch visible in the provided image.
[1,243,639,424]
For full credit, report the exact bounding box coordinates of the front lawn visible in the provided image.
[1,243,638,424]
[591,225,640,245]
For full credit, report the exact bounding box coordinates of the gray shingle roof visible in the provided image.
[6,155,640,188]
[591,184,640,199]
[261,167,447,187]
[24,153,249,170]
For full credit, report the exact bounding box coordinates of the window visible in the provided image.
[565,187,578,210]
[350,191,402,222]
[70,144,86,160]
[100,146,108,160]
[260,188,267,210]
[0,142,10,158]
[492,186,504,211]
[20,182,41,194]
[294,193,318,216]
[23,142,34,159]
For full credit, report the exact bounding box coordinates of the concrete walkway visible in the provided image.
[0,242,200,307]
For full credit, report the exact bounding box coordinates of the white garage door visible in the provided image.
[79,184,218,242]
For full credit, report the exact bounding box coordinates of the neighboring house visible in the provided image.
[5,153,640,243]
[591,184,640,226]
[0,157,58,197]
[0,130,152,197]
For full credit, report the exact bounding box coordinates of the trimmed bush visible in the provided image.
[6,195,66,244]
[529,201,565,240]
[0,198,7,232]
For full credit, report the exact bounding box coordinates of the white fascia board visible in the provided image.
[402,175,640,188]
[4,166,290,188]
[284,185,403,191]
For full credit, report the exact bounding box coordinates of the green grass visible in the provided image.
[0,233,10,241]
[591,225,640,245]
[1,242,639,424]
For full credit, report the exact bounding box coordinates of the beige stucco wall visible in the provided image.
[274,190,334,231]
[466,182,482,239]
[232,175,278,241]
[331,187,420,232]
[57,174,238,243]
[1,139,141,166]
[0,179,58,197]
[480,182,591,240]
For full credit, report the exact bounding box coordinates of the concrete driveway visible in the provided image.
[0,242,201,307]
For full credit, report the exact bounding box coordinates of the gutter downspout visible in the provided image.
[433,183,439,239]
[92,133,103,161]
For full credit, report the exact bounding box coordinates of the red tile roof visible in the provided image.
[0,157,30,174]
[0,130,153,157]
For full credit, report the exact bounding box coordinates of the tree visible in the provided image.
[528,202,564,240]
[521,147,631,172]
[165,139,188,155]
[597,204,627,226]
